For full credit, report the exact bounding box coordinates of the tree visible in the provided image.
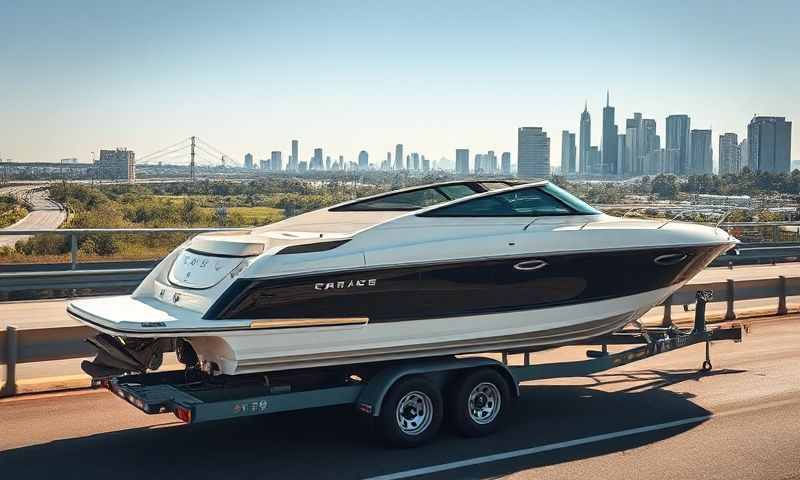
[181,198,201,226]
[651,174,678,199]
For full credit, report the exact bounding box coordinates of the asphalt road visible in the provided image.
[0,318,798,480]
[0,185,66,248]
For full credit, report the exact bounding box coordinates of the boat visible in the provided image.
[68,180,738,378]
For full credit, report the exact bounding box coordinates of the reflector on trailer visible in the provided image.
[174,406,192,423]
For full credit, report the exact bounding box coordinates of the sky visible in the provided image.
[1,0,798,168]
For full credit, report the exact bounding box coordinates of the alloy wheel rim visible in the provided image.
[468,382,501,425]
[395,390,434,435]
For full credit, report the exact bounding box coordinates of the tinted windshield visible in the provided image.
[421,186,578,217]
[540,183,600,215]
[331,184,482,211]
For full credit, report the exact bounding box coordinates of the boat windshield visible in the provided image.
[330,183,483,211]
[540,183,601,215]
[419,183,600,217]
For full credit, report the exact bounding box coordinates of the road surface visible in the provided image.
[0,185,66,248]
[0,318,798,479]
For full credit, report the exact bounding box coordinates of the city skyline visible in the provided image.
[1,1,798,167]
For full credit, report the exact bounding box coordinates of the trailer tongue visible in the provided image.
[97,290,743,447]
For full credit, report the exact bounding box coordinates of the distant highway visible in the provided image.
[0,185,66,248]
[1,318,798,479]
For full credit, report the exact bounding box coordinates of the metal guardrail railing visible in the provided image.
[0,268,150,297]
[0,227,248,270]
[1,223,799,270]
[1,275,799,397]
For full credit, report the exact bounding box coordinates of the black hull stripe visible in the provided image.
[207,244,729,321]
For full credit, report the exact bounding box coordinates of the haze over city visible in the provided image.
[1,0,798,168]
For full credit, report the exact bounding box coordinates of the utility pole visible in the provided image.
[190,136,196,182]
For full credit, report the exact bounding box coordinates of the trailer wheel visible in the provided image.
[450,368,510,437]
[378,376,443,448]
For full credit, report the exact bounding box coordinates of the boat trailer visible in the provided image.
[97,290,742,447]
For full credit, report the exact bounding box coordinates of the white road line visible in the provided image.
[363,398,800,480]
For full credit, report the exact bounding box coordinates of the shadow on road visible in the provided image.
[0,368,745,480]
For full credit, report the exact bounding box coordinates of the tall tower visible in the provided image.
[561,130,576,174]
[690,129,713,174]
[455,149,469,174]
[291,140,299,171]
[748,116,792,172]
[517,127,550,178]
[190,136,196,182]
[602,90,618,175]
[666,114,691,175]
[579,102,591,174]
[719,133,740,175]
[394,144,404,170]
[501,152,511,175]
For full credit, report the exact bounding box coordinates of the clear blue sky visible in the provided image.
[1,0,798,167]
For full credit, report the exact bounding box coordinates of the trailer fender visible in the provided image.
[356,357,518,417]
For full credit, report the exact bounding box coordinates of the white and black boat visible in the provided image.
[68,180,737,377]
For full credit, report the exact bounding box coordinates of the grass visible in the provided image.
[199,206,283,225]
[0,206,29,228]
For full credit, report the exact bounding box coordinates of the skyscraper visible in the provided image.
[517,127,550,178]
[312,148,323,170]
[560,130,576,174]
[666,114,691,175]
[270,151,282,171]
[358,150,368,170]
[291,140,299,171]
[394,144,404,170]
[501,152,511,175]
[244,152,253,169]
[601,91,618,175]
[411,152,420,170]
[455,149,469,174]
[719,133,740,175]
[739,138,749,170]
[747,116,792,172]
[624,113,643,175]
[643,118,659,174]
[617,134,626,174]
[690,129,713,174]
[579,102,591,174]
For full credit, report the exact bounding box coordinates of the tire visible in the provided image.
[378,376,443,448]
[450,368,511,437]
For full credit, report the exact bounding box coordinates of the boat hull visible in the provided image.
[189,282,678,374]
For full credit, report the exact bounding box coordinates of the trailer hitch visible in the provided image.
[693,290,714,371]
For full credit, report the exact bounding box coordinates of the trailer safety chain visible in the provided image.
[702,338,713,372]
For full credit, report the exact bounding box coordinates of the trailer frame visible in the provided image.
[97,290,743,444]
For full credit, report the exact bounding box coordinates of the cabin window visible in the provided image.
[332,187,450,211]
[480,182,514,190]
[420,186,593,217]
[540,183,601,215]
[438,184,479,200]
